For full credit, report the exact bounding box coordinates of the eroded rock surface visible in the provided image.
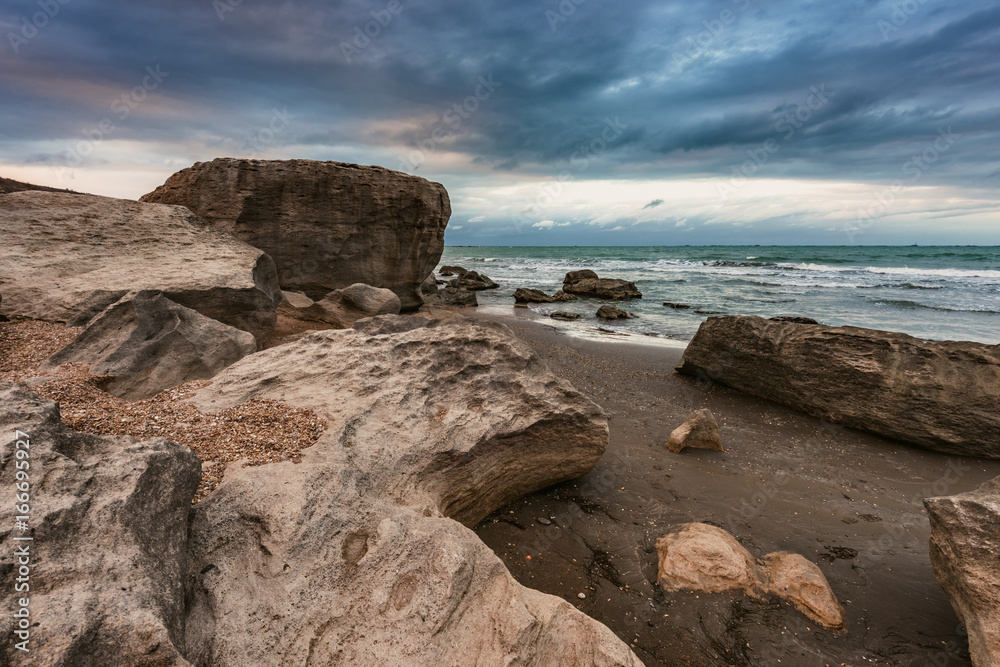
[596,305,635,320]
[676,316,1000,459]
[666,408,723,453]
[449,270,498,291]
[421,285,478,308]
[182,317,642,665]
[0,382,201,665]
[925,477,1000,667]
[141,158,451,310]
[286,283,402,328]
[0,190,280,342]
[43,291,257,400]
[563,271,642,300]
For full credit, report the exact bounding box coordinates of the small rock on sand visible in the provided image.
[667,408,723,453]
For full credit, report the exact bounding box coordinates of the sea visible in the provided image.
[435,246,1000,346]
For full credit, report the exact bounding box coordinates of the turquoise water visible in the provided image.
[436,246,1000,344]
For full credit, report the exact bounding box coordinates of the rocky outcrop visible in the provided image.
[421,286,478,308]
[282,283,402,328]
[140,158,451,310]
[925,477,1000,667]
[420,274,439,296]
[563,270,642,300]
[448,270,498,291]
[181,318,641,665]
[43,291,257,400]
[438,265,466,277]
[0,176,73,195]
[0,382,201,664]
[514,288,578,305]
[676,316,1000,459]
[666,408,723,453]
[0,191,281,343]
[596,305,635,320]
[656,523,845,632]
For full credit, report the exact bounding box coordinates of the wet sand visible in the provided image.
[469,308,1000,667]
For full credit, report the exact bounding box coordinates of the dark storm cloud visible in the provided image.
[2,0,998,188]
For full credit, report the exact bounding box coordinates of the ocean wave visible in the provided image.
[871,299,1000,314]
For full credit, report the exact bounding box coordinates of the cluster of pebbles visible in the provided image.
[1,319,325,501]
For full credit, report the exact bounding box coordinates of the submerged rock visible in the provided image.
[925,477,1000,667]
[0,383,201,664]
[666,408,723,453]
[44,291,257,400]
[550,311,582,321]
[0,191,281,342]
[181,318,640,665]
[141,158,451,310]
[596,305,635,320]
[656,523,845,632]
[563,270,642,300]
[677,315,1000,459]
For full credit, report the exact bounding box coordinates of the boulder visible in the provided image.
[42,291,257,400]
[0,190,281,343]
[279,290,314,310]
[666,408,723,453]
[676,316,1000,459]
[513,287,556,304]
[563,271,642,300]
[420,273,438,296]
[656,523,845,632]
[140,158,451,310]
[421,286,478,308]
[438,265,467,277]
[0,382,201,664]
[285,283,401,328]
[449,270,498,291]
[663,302,692,310]
[770,316,819,324]
[925,477,1000,667]
[596,305,635,320]
[180,318,640,665]
[551,312,582,321]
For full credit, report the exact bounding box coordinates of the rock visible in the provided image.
[666,408,723,453]
[596,305,635,320]
[280,290,314,310]
[514,287,556,304]
[43,291,257,400]
[140,158,451,310]
[352,314,434,336]
[770,316,819,324]
[563,271,642,300]
[537,517,552,526]
[550,312,582,321]
[449,270,498,291]
[676,315,1000,458]
[925,477,1000,667]
[0,190,281,343]
[180,318,640,665]
[0,291,6,322]
[438,265,467,277]
[295,283,401,328]
[420,273,439,296]
[0,382,201,664]
[553,290,578,302]
[0,176,73,194]
[663,302,692,309]
[578,593,587,599]
[656,523,845,632]
[421,286,478,308]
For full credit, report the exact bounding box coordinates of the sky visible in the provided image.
[1,0,998,245]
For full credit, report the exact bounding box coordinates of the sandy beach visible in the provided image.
[470,307,1000,667]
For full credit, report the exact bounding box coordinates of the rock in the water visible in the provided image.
[677,315,1000,459]
[666,408,723,453]
[0,382,201,664]
[180,318,640,665]
[43,291,257,400]
[438,265,467,277]
[514,287,556,304]
[140,158,450,310]
[563,271,642,300]
[770,316,819,324]
[550,311,582,321]
[449,270,498,291]
[421,285,478,308]
[0,190,281,342]
[925,477,1000,667]
[289,283,401,328]
[656,523,845,632]
[596,305,635,320]
[663,302,692,309]
[553,290,578,302]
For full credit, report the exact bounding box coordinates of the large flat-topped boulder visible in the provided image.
[181,317,642,665]
[676,316,1000,458]
[0,191,281,342]
[140,158,451,310]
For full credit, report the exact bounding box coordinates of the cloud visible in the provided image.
[467,216,484,222]
[643,198,664,209]
[531,219,571,228]
[451,225,463,230]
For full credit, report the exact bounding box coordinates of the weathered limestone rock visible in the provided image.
[656,523,846,632]
[0,382,201,664]
[421,285,478,308]
[419,273,439,296]
[514,288,578,305]
[596,305,635,320]
[925,477,1000,667]
[676,316,1000,459]
[140,158,451,310]
[283,283,402,328]
[449,270,498,291]
[43,291,257,400]
[666,408,723,453]
[181,318,641,665]
[564,270,642,300]
[438,265,466,277]
[0,191,280,342]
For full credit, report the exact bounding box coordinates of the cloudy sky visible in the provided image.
[2,0,998,245]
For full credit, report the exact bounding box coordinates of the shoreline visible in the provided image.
[466,308,1000,666]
